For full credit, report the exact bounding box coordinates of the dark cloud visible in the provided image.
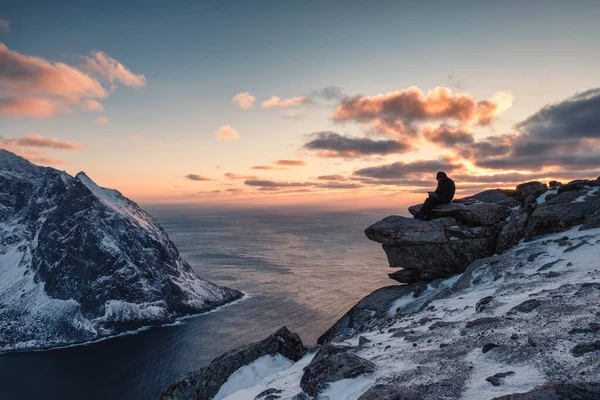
[250,165,289,171]
[303,131,412,158]
[311,86,345,101]
[459,88,600,171]
[353,159,461,180]
[422,124,474,147]
[244,180,311,188]
[317,174,348,181]
[185,174,213,181]
[0,134,84,150]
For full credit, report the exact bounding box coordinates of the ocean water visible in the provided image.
[0,207,401,400]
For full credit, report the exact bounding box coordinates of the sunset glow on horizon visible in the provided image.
[1,1,599,209]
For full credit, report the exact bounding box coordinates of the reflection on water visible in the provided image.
[0,208,399,400]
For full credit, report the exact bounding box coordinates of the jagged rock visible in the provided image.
[580,212,600,231]
[408,203,512,226]
[358,384,422,399]
[482,343,499,353]
[300,344,375,397]
[486,371,514,386]
[571,340,600,357]
[255,388,283,399]
[509,299,541,313]
[0,150,242,352]
[476,296,494,312]
[161,327,306,400]
[525,201,600,239]
[491,382,600,399]
[497,210,529,253]
[516,181,548,202]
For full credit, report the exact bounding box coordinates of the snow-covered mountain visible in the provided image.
[0,149,243,352]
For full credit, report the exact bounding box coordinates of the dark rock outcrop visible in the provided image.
[300,344,375,397]
[161,327,306,400]
[525,200,600,239]
[491,382,600,399]
[367,203,509,284]
[358,384,422,400]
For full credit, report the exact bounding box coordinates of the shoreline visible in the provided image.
[0,291,250,356]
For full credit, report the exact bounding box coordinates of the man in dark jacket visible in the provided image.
[414,171,455,220]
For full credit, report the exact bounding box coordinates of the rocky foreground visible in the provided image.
[162,178,600,400]
[0,150,243,352]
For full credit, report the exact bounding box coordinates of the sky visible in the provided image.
[1,0,599,209]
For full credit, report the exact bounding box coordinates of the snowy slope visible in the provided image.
[0,149,243,352]
[213,226,600,399]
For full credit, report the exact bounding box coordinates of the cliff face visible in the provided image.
[162,178,600,400]
[0,149,243,352]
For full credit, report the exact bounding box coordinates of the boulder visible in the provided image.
[525,201,600,240]
[549,180,562,188]
[516,182,548,202]
[544,189,589,205]
[557,179,590,194]
[497,210,529,253]
[408,203,511,226]
[521,195,538,213]
[580,211,600,231]
[300,345,375,397]
[161,327,306,400]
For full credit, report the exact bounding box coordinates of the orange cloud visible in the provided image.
[83,51,146,88]
[332,86,513,128]
[130,134,142,141]
[95,116,109,124]
[216,125,240,140]
[0,42,145,119]
[250,165,289,171]
[275,159,307,167]
[261,96,309,109]
[1,134,84,150]
[231,92,255,110]
[0,97,68,118]
[224,172,260,180]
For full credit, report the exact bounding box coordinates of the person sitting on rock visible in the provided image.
[414,171,456,220]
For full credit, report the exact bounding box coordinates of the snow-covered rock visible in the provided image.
[0,149,242,352]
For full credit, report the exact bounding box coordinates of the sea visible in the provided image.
[0,206,405,400]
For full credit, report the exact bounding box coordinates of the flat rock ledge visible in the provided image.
[368,179,600,284]
[161,327,306,400]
